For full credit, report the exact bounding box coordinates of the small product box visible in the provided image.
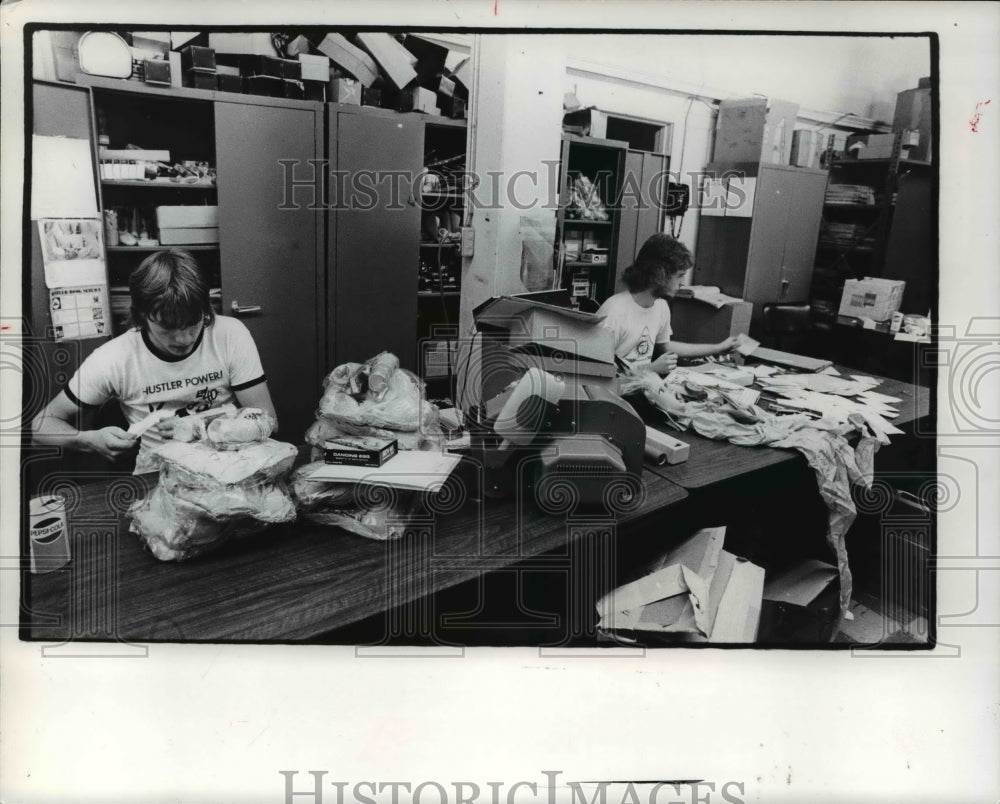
[399,86,440,115]
[246,75,283,97]
[298,53,330,82]
[330,77,361,105]
[216,73,244,94]
[278,58,301,80]
[184,69,217,91]
[282,79,305,100]
[142,59,172,87]
[156,206,219,245]
[579,248,609,264]
[838,277,906,322]
[179,45,216,73]
[323,435,398,468]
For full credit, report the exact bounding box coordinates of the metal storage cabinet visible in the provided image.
[215,101,325,442]
[614,149,669,291]
[329,108,422,371]
[694,163,827,333]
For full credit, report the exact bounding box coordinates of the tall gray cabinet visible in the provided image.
[694,163,827,333]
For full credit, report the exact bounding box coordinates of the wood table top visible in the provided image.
[23,457,687,643]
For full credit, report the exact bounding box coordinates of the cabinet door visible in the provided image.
[744,167,793,321]
[635,151,668,248]
[215,101,323,441]
[332,111,422,370]
[778,170,827,303]
[613,149,645,291]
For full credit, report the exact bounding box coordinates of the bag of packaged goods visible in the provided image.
[128,483,270,561]
[289,462,415,541]
[205,407,275,449]
[127,438,298,561]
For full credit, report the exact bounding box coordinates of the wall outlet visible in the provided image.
[461,226,475,258]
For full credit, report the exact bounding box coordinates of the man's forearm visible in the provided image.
[667,340,725,358]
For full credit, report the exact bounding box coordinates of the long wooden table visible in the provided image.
[644,367,931,490]
[23,460,687,643]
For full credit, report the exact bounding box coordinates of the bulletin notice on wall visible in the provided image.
[48,285,111,341]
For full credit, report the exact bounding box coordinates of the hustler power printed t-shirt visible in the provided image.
[596,291,673,368]
[65,316,266,473]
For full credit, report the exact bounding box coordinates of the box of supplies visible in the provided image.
[323,435,398,468]
[330,77,361,105]
[158,227,219,245]
[714,97,799,165]
[893,84,932,162]
[155,206,218,229]
[670,297,752,344]
[790,129,821,168]
[838,277,906,322]
[298,53,330,82]
[315,33,379,86]
[208,32,278,57]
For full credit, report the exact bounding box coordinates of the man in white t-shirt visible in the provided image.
[597,233,744,374]
[32,249,278,473]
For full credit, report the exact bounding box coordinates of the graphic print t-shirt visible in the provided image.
[596,291,672,368]
[66,316,266,473]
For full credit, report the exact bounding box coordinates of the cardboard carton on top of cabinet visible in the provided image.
[356,32,418,90]
[329,77,360,105]
[168,51,183,87]
[790,129,821,168]
[850,132,897,160]
[399,86,440,115]
[183,69,217,91]
[439,95,466,119]
[216,73,244,94]
[401,34,450,86]
[208,32,279,57]
[714,97,799,165]
[171,32,201,51]
[131,32,171,58]
[282,79,305,100]
[215,63,240,77]
[285,34,311,58]
[278,58,301,80]
[298,53,330,82]
[362,86,382,108]
[315,33,379,86]
[179,44,215,73]
[893,85,932,161]
[303,80,327,103]
[142,59,172,87]
[246,75,283,97]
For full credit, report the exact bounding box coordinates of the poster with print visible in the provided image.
[48,284,111,341]
[37,218,107,288]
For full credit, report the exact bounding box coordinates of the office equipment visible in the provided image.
[838,277,906,322]
[644,427,690,466]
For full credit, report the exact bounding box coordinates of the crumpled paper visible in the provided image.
[634,368,882,623]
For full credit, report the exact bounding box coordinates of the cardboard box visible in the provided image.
[286,35,311,58]
[315,33,379,86]
[759,560,840,643]
[329,77,360,105]
[156,206,218,228]
[893,85,932,162]
[439,95,466,119]
[473,296,616,365]
[282,79,305,100]
[216,74,244,94]
[183,69,216,91]
[303,80,327,103]
[142,59,171,87]
[356,32,418,90]
[714,97,799,165]
[208,32,278,57]
[838,277,906,322]
[595,528,765,643]
[179,45,215,73]
[246,75,283,97]
[298,53,330,82]
[790,129,821,168]
[849,132,897,160]
[158,227,220,245]
[669,297,753,344]
[323,435,398,468]
[362,87,382,108]
[399,86,440,114]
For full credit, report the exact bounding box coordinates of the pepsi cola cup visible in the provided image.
[29,495,71,574]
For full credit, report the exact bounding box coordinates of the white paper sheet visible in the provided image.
[37,219,107,288]
[31,135,99,219]
[305,451,462,491]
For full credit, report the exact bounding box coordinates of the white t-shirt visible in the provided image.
[65,316,266,473]
[596,291,673,369]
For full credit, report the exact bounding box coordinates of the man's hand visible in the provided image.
[717,334,747,354]
[80,427,138,460]
[649,352,679,375]
[149,416,178,439]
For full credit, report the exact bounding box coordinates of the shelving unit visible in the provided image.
[810,132,933,321]
[417,120,467,392]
